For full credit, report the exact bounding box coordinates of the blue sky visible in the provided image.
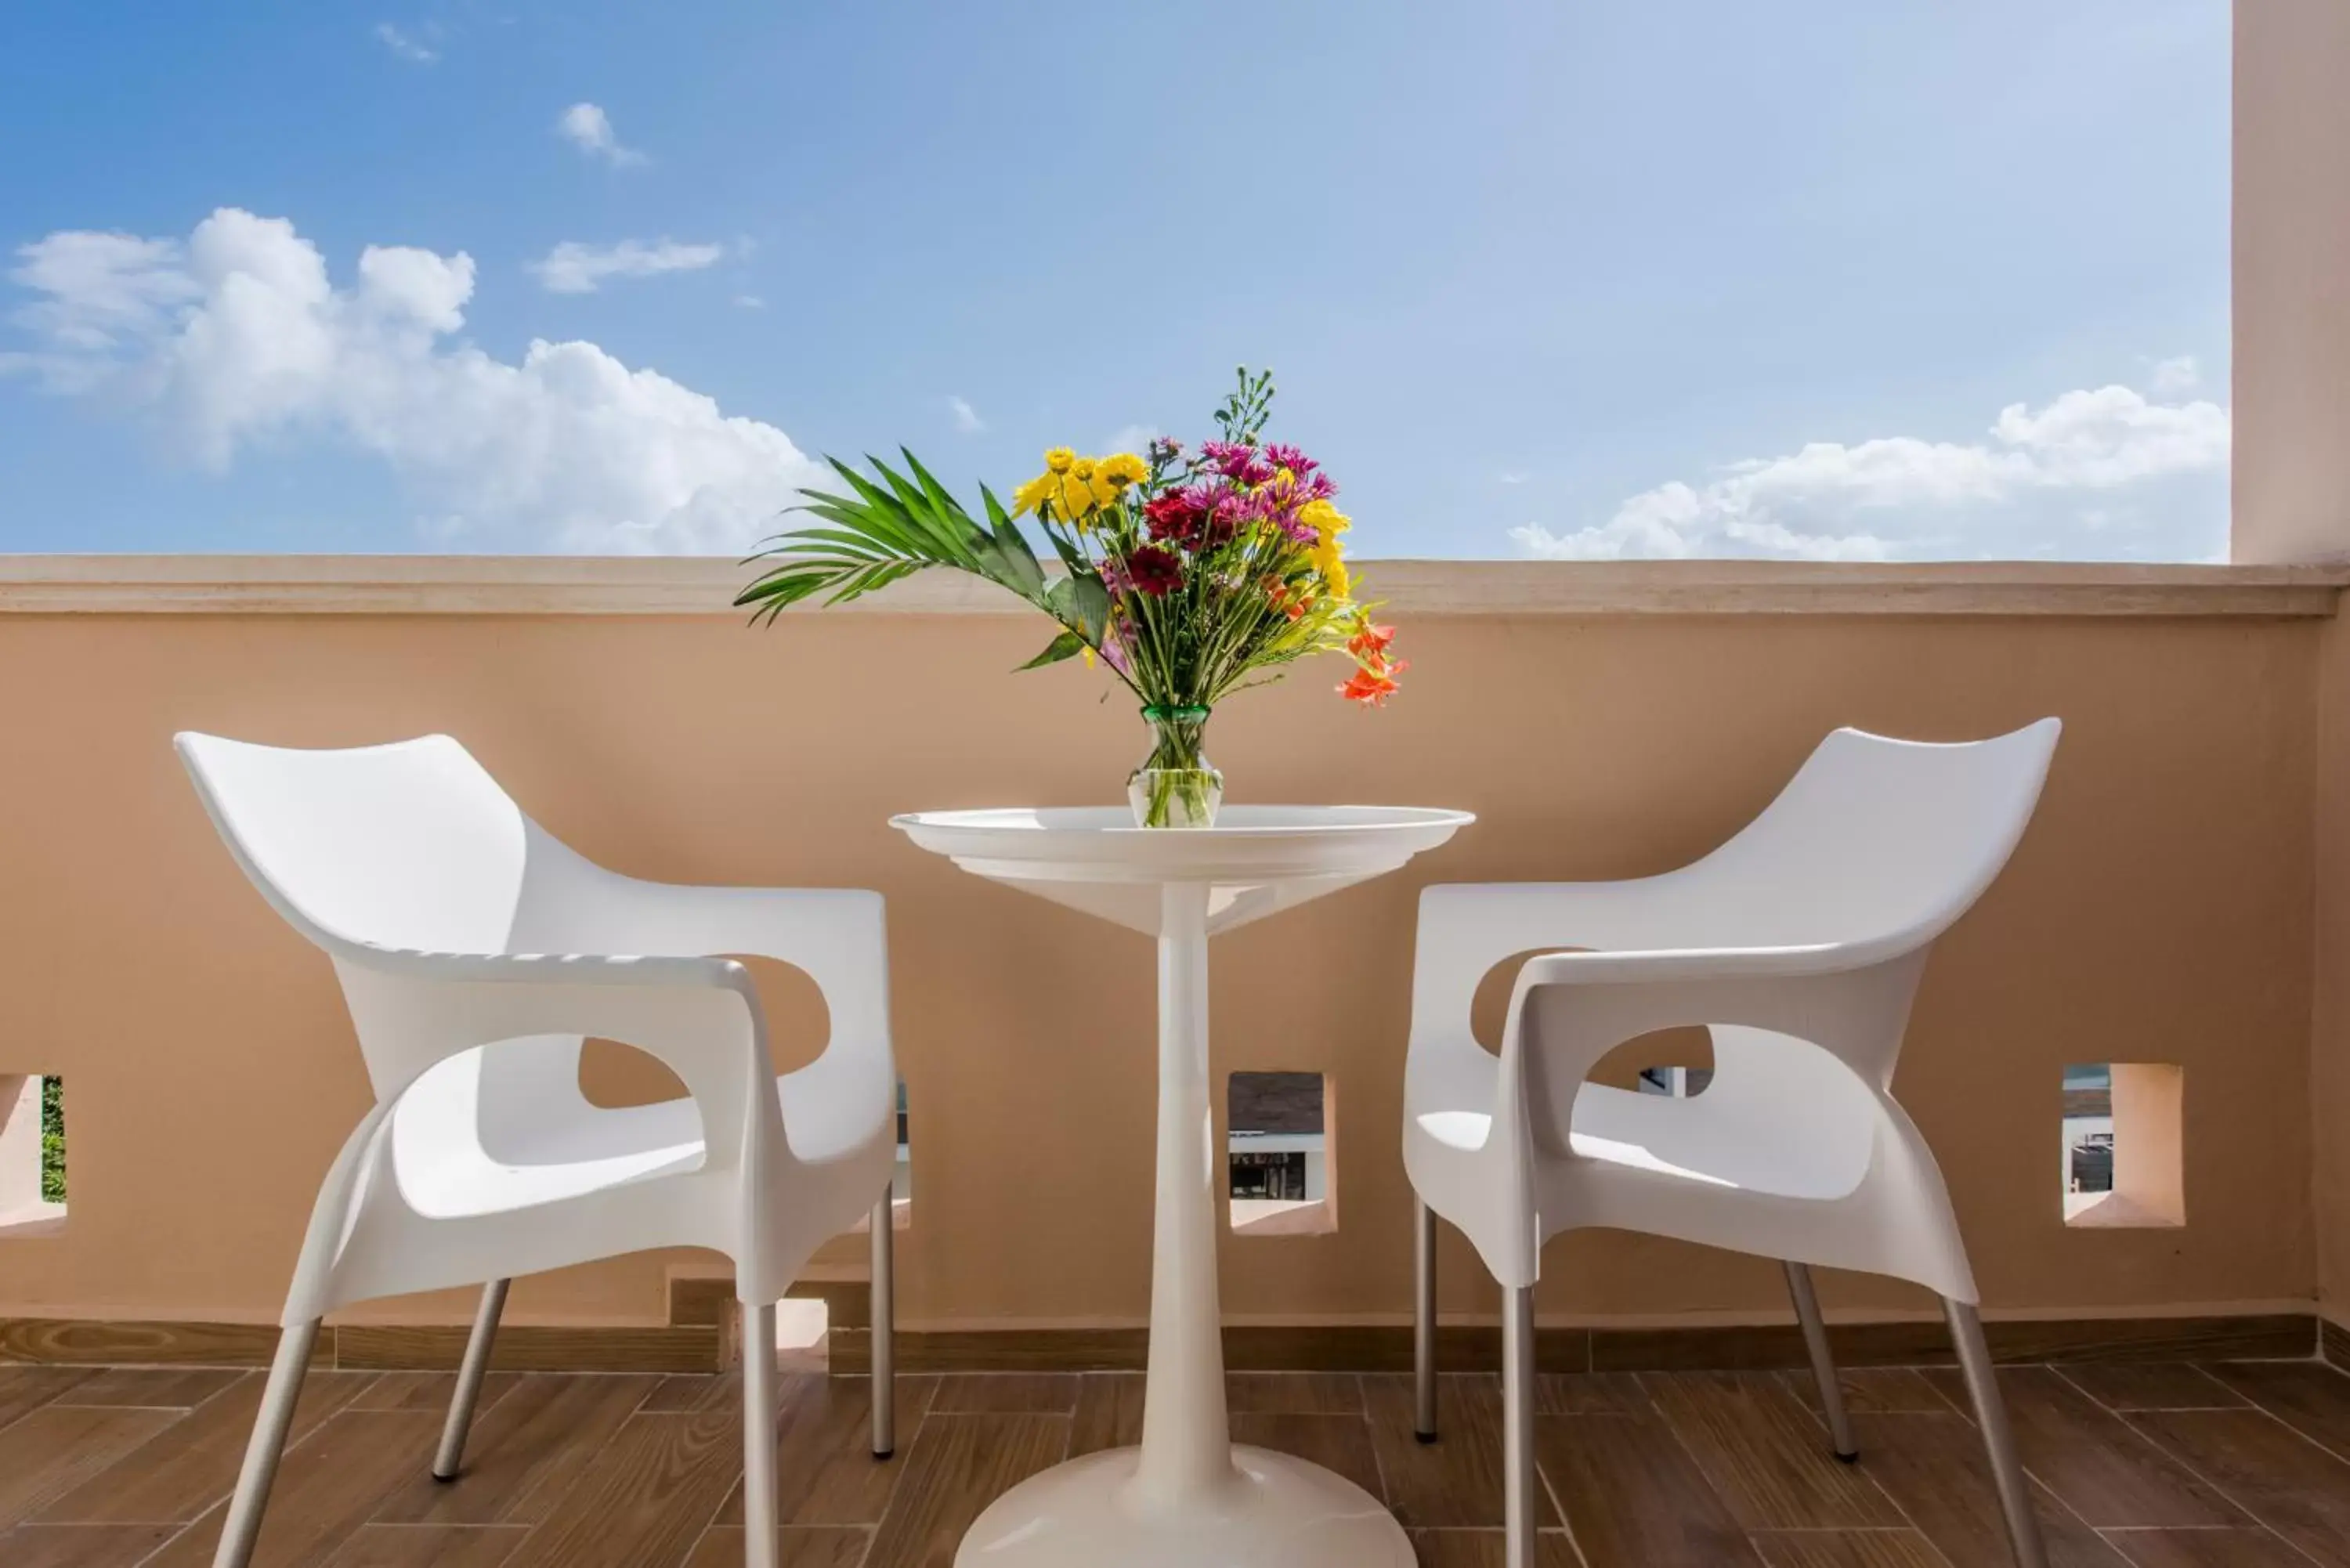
[0,1,2231,558]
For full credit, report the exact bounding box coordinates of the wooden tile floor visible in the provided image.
[2,1358,2346,1566]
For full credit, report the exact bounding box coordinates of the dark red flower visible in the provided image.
[1144,491,1206,544]
[1123,544,1184,598]
[1145,484,1241,551]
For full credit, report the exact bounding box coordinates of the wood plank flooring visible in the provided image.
[0,1357,2344,1566]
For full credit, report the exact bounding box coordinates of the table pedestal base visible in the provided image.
[952,1443,1414,1567]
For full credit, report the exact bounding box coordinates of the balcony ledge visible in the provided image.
[2,555,2345,618]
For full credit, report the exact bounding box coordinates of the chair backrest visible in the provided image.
[176,732,531,960]
[1675,719,2061,953]
[1410,720,2061,1039]
[183,733,685,1130]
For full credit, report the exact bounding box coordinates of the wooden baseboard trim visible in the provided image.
[4,1308,2315,1375]
[0,1316,721,1373]
[0,1317,303,1367]
[335,1323,719,1374]
[0,1272,858,1374]
[826,1310,2319,1375]
[2323,1316,2349,1370]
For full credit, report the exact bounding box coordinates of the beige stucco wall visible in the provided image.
[2234,0,2350,1326]
[2233,0,2350,566]
[2315,620,2350,1321]
[0,595,2321,1331]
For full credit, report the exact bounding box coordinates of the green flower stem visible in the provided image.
[1131,706,1220,829]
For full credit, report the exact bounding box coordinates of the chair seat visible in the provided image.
[391,1052,708,1219]
[389,1039,894,1221]
[1408,1030,1879,1205]
[1413,1104,1734,1187]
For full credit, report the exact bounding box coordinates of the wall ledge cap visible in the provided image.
[2,555,2345,618]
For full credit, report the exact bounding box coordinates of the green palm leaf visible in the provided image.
[736,452,1052,620]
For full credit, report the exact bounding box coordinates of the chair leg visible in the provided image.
[210,1317,320,1568]
[1784,1261,1856,1461]
[432,1277,509,1481]
[743,1300,780,1568]
[1943,1297,2050,1568]
[870,1190,895,1459]
[1413,1197,1438,1443]
[1502,1284,1537,1568]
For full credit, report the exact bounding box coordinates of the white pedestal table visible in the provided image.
[891,805,1473,1568]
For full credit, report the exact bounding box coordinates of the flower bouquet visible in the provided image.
[736,367,1404,827]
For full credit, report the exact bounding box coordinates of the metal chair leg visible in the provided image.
[743,1300,780,1568]
[1502,1284,1536,1568]
[432,1277,509,1481]
[1784,1261,1856,1461]
[1944,1297,2050,1568]
[210,1317,320,1568]
[1413,1197,1438,1442]
[870,1190,895,1459]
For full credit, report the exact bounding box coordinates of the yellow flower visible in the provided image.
[1100,452,1149,488]
[1320,555,1351,602]
[1071,457,1096,480]
[1044,447,1076,474]
[1299,498,1351,542]
[1088,472,1122,507]
[1056,475,1100,523]
[1011,472,1057,518]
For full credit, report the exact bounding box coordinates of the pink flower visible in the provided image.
[1198,440,1274,485]
[1262,443,1318,476]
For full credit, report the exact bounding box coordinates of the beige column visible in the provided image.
[2233,0,2350,564]
[2235,0,2350,1334]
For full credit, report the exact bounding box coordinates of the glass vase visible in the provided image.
[1128,705,1223,829]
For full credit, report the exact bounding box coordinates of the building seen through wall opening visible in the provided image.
[2063,1064,2114,1201]
[1228,1071,1331,1234]
[2063,1061,2183,1229]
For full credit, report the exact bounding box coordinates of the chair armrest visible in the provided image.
[1510,941,1889,995]
[581,881,891,1056]
[1482,938,1925,1151]
[348,945,756,994]
[588,883,882,964]
[327,944,786,1164]
[1410,877,1700,1036]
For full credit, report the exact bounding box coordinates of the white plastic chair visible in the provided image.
[1402,721,2062,1568]
[176,732,899,1568]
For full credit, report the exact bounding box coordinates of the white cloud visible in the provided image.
[1,230,201,392]
[1100,423,1158,456]
[1495,471,1530,486]
[372,23,438,63]
[946,395,985,434]
[732,293,765,310]
[1513,377,2230,563]
[2,208,826,554]
[557,103,647,167]
[2149,355,2200,396]
[530,238,725,294]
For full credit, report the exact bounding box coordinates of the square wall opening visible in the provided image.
[0,1074,65,1231]
[2063,1062,2185,1228]
[1228,1071,1333,1236]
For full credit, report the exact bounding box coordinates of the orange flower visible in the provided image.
[1347,620,1397,664]
[1340,663,1405,706]
[1265,578,1310,620]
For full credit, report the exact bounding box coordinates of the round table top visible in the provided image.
[892,807,1472,934]
[893,804,1471,879]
